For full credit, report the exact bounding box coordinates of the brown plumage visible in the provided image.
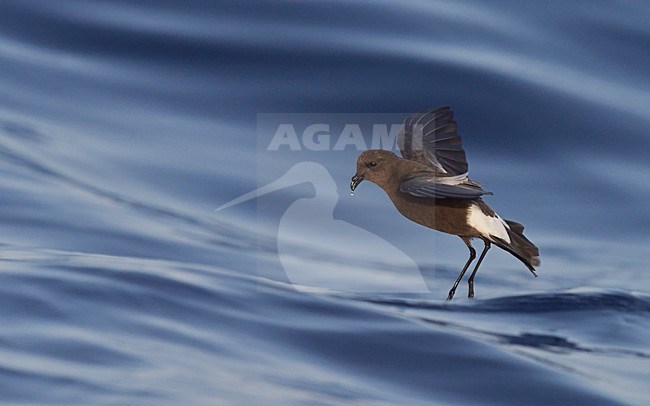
[351,107,540,300]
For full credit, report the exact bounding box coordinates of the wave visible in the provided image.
[350,290,650,314]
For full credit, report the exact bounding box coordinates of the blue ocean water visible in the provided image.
[1,0,649,404]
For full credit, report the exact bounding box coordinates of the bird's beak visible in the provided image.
[350,173,364,191]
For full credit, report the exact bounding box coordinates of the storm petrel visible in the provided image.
[351,106,540,300]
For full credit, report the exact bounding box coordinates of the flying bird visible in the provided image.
[350,106,540,300]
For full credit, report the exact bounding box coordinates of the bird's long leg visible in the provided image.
[467,240,491,298]
[447,237,476,301]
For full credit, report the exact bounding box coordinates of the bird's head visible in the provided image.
[351,149,399,191]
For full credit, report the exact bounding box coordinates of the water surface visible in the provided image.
[1,1,649,404]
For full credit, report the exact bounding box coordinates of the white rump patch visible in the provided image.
[468,204,511,243]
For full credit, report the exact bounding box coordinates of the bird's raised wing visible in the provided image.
[400,170,492,199]
[397,106,468,176]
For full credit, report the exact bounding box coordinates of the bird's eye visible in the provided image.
[366,161,377,168]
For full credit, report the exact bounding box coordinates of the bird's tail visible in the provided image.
[492,220,540,276]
